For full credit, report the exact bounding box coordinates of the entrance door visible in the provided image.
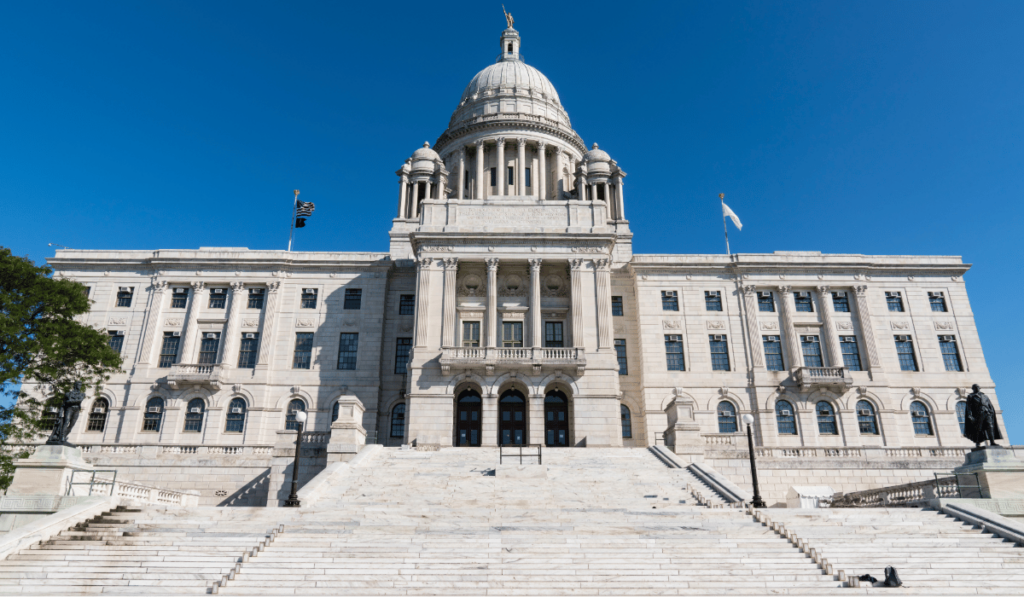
[455,392,481,447]
[544,391,569,446]
[499,391,527,445]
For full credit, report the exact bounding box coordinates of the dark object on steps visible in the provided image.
[858,574,878,584]
[884,566,903,587]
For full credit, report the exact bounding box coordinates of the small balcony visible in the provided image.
[794,366,853,391]
[166,363,227,390]
[440,347,586,375]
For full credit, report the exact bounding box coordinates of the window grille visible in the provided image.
[490,167,496,187]
[717,401,737,433]
[709,335,730,371]
[462,322,480,347]
[502,322,523,347]
[801,335,823,368]
[344,288,362,310]
[183,398,205,432]
[545,322,563,348]
[237,334,258,368]
[225,398,246,433]
[108,330,124,354]
[856,400,878,434]
[816,401,838,435]
[247,287,265,309]
[525,167,531,187]
[116,287,133,308]
[298,288,317,309]
[620,404,632,439]
[939,336,962,371]
[337,333,358,370]
[895,335,918,371]
[391,403,406,438]
[831,291,850,312]
[763,336,784,371]
[611,296,623,316]
[956,401,967,434]
[158,332,180,368]
[661,290,678,311]
[615,339,628,375]
[507,166,514,186]
[399,294,415,315]
[87,399,109,432]
[285,399,305,431]
[198,333,220,365]
[794,291,814,312]
[394,338,412,374]
[208,289,226,309]
[171,287,188,309]
[911,400,933,435]
[665,335,684,371]
[776,400,797,435]
[886,291,904,312]
[142,398,163,432]
[840,335,862,371]
[758,291,775,312]
[292,333,313,369]
[704,290,722,311]
[929,292,947,312]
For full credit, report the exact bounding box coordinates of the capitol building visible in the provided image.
[28,25,1005,508]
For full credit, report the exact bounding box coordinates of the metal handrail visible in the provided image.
[66,469,118,496]
[952,471,984,499]
[499,444,542,465]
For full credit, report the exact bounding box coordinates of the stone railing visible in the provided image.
[708,445,971,460]
[78,444,273,456]
[166,363,227,390]
[703,434,740,446]
[66,472,199,507]
[831,476,959,508]
[794,366,852,391]
[440,346,585,375]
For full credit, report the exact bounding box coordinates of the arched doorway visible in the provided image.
[544,390,569,447]
[455,390,482,447]
[498,390,527,445]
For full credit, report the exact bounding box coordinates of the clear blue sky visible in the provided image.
[2,2,1021,440]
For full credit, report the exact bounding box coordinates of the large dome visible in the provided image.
[458,60,562,108]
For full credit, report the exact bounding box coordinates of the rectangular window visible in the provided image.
[544,322,564,348]
[709,335,730,371]
[198,333,220,365]
[886,291,904,312]
[108,331,124,354]
[665,335,684,371]
[929,292,947,312]
[794,292,814,312]
[762,336,784,371]
[248,288,265,309]
[502,321,523,347]
[611,296,623,316]
[238,334,258,369]
[462,322,480,347]
[301,288,318,309]
[344,288,362,310]
[292,332,314,369]
[171,288,188,309]
[801,335,823,367]
[507,166,514,186]
[840,336,862,371]
[615,339,628,375]
[704,291,722,311]
[337,332,358,370]
[756,292,775,313]
[895,335,918,371]
[661,290,679,311]
[490,167,496,187]
[394,338,412,374]
[399,294,415,315]
[116,287,133,308]
[208,289,226,309]
[831,292,850,313]
[525,167,531,187]
[158,332,180,368]
[939,336,962,372]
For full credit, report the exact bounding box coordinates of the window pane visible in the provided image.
[502,322,523,347]
[763,336,784,371]
[159,334,180,368]
[116,288,133,307]
[758,293,775,312]
[831,292,850,312]
[661,291,678,311]
[225,399,246,433]
[248,288,265,309]
[911,401,932,435]
[665,335,684,371]
[391,403,406,438]
[301,288,318,309]
[292,333,314,369]
[620,404,632,439]
[171,289,188,309]
[930,294,947,312]
[545,322,563,347]
[108,332,124,354]
[939,337,962,372]
[856,400,878,434]
[776,400,796,435]
[710,336,730,371]
[198,334,220,365]
[285,399,305,431]
[611,296,623,316]
[395,338,412,374]
[143,398,163,432]
[840,336,862,371]
[956,401,967,434]
[238,335,258,369]
[717,402,737,433]
[462,322,480,347]
[208,290,226,309]
[183,399,204,432]
[705,291,722,311]
[895,337,918,371]
[337,333,358,370]
[816,401,837,435]
[886,292,904,312]
[794,293,814,312]
[344,289,362,310]
[399,294,415,315]
[801,336,823,368]
[87,399,108,432]
[615,339,628,375]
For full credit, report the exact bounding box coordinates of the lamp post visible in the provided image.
[284,410,307,507]
[742,413,767,508]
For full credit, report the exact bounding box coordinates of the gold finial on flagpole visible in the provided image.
[719,193,724,199]
[295,190,300,197]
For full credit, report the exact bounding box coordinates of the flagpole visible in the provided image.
[720,193,731,255]
[287,190,299,252]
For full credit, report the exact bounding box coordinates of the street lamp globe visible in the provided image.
[295,411,308,424]
[742,414,754,426]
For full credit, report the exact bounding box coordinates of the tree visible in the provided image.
[0,247,122,490]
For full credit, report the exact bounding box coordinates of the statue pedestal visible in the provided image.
[327,396,367,464]
[953,446,1024,499]
[6,445,95,497]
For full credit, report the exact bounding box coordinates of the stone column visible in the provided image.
[178,281,207,364]
[776,286,801,369]
[854,285,882,369]
[817,286,844,368]
[554,149,563,199]
[457,147,465,200]
[517,138,527,196]
[741,285,765,369]
[441,258,459,347]
[594,258,612,350]
[414,258,432,347]
[398,174,408,218]
[496,138,506,197]
[615,175,626,220]
[136,279,168,366]
[537,142,547,200]
[529,259,542,348]
[410,180,420,217]
[485,258,499,348]
[570,259,586,348]
[219,282,246,366]
[256,281,282,368]
[475,140,485,200]
[602,182,610,205]
[590,182,598,203]
[426,181,433,202]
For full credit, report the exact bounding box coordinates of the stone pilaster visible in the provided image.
[255,280,281,369]
[817,286,844,368]
[570,259,586,348]
[496,138,506,197]
[529,258,542,348]
[594,259,612,350]
[854,285,882,369]
[741,285,765,369]
[178,281,206,364]
[457,146,465,201]
[537,142,547,200]
[219,282,246,367]
[136,278,168,366]
[475,140,485,200]
[615,175,625,219]
[441,258,459,347]
[517,138,527,195]
[414,258,432,348]
[485,258,499,348]
[554,149,563,198]
[776,286,801,369]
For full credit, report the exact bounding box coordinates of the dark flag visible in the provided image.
[295,199,315,228]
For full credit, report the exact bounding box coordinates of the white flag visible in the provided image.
[722,203,743,230]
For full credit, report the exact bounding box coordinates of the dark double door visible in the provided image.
[499,392,526,445]
[456,392,481,447]
[544,392,569,446]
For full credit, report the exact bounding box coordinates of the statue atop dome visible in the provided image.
[502,5,514,29]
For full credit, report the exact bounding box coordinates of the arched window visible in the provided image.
[332,401,340,423]
[390,403,406,438]
[507,43,513,53]
[911,401,933,436]
[225,398,247,433]
[40,403,59,432]
[816,401,838,435]
[87,398,109,432]
[776,400,797,435]
[285,399,306,431]
[143,397,164,432]
[717,401,737,433]
[956,401,967,435]
[620,404,632,439]
[856,400,878,435]
[183,398,205,432]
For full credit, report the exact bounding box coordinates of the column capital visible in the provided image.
[854,285,869,296]
[230,281,246,292]
[569,258,586,271]
[151,279,169,293]
[516,137,528,148]
[267,280,282,293]
[594,258,610,272]
[459,145,466,156]
[496,137,506,145]
[537,140,547,150]
[816,285,831,295]
[191,281,206,292]
[742,285,758,296]
[474,138,485,148]
[528,258,543,272]
[419,257,434,270]
[443,257,459,270]
[776,285,792,295]
[485,258,500,272]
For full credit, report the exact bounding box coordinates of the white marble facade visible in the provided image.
[24,27,1004,502]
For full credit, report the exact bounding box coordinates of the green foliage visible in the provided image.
[0,247,122,490]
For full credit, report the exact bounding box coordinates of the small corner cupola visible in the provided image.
[499,16,521,62]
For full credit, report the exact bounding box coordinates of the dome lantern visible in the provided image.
[499,28,521,62]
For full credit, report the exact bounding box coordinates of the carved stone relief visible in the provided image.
[296,319,315,328]
[759,321,779,331]
[706,320,726,330]
[890,321,910,330]
[934,320,954,330]
[662,320,681,330]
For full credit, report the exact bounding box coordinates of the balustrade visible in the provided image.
[440,346,585,374]
[794,366,853,391]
